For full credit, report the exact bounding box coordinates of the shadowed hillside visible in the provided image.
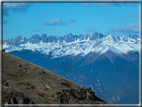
[2,51,116,106]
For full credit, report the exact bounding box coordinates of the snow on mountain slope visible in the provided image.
[3,34,140,58]
[3,44,10,48]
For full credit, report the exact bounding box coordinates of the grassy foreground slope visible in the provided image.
[2,51,116,106]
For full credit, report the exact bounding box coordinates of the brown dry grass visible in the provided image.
[2,51,117,106]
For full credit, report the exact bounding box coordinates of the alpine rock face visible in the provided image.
[3,32,140,104]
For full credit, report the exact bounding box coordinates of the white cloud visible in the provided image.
[3,3,29,9]
[42,18,75,26]
[3,3,33,16]
[42,18,66,26]
[109,23,139,34]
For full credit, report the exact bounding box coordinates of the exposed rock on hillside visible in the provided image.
[3,84,34,104]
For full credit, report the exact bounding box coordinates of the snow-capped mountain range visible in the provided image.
[3,33,140,104]
[3,33,140,57]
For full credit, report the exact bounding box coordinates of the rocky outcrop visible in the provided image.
[2,84,34,104]
[52,88,106,104]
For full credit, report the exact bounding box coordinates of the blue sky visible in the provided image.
[3,2,140,40]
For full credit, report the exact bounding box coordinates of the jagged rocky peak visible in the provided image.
[78,34,84,40]
[3,33,139,55]
[115,36,120,41]
[101,34,117,45]
[98,33,104,38]
[120,35,128,42]
[63,33,75,43]
[126,34,138,39]
[15,35,22,39]
[85,34,89,39]
[48,35,57,43]
[106,34,115,38]
[114,34,138,43]
[29,34,41,44]
[89,32,104,40]
[120,35,133,42]
[3,35,28,46]
[41,34,57,43]
[15,35,28,43]
[57,36,63,42]
[106,34,116,40]
[132,34,139,39]
[41,34,48,43]
[4,32,139,45]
